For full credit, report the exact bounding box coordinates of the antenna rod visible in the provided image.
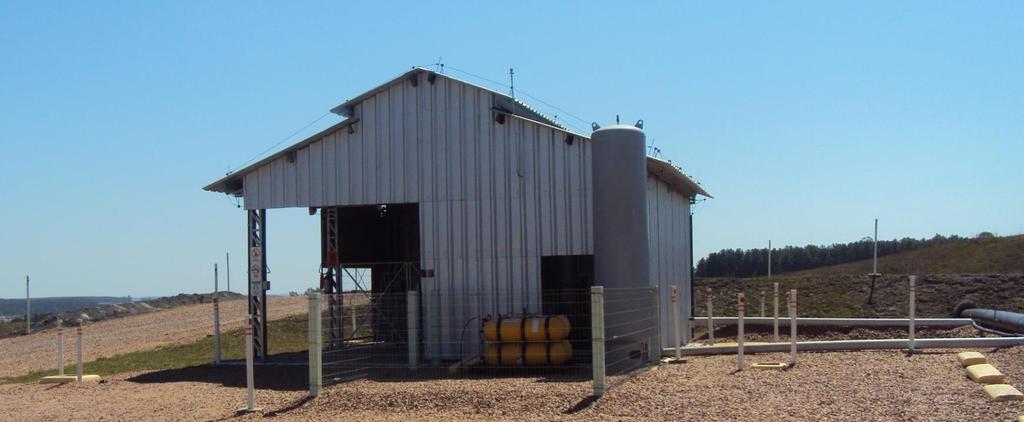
[509,67,515,98]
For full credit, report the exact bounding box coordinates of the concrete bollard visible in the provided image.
[213,298,221,365]
[790,290,798,365]
[308,293,322,397]
[773,283,780,342]
[243,316,256,412]
[57,320,65,376]
[909,276,916,353]
[76,320,83,383]
[737,292,745,371]
[706,288,715,346]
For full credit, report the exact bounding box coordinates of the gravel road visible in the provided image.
[3,346,1023,421]
[0,296,306,379]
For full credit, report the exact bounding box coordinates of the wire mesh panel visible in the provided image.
[320,288,593,385]
[602,287,658,388]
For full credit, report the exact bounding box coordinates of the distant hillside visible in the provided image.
[0,297,130,317]
[788,235,1024,276]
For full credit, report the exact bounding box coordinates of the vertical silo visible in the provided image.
[591,124,650,289]
[591,123,654,372]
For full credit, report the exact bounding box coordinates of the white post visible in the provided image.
[773,283,780,342]
[706,288,715,346]
[351,308,357,337]
[308,293,322,397]
[244,316,255,411]
[213,298,221,365]
[672,285,681,360]
[408,290,419,369]
[591,286,606,397]
[26,275,31,334]
[767,240,772,279]
[737,292,745,371]
[789,290,798,365]
[57,320,64,376]
[75,320,83,383]
[760,291,766,318]
[909,276,916,353]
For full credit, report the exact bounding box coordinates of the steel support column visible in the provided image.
[320,207,344,350]
[247,209,269,360]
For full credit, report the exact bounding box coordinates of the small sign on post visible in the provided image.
[249,247,263,282]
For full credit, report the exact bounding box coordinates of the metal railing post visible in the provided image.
[790,289,798,365]
[408,290,419,369]
[308,293,322,397]
[591,286,605,397]
[75,320,83,383]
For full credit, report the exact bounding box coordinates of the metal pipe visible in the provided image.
[665,336,1024,356]
[959,307,1024,336]
[691,317,971,328]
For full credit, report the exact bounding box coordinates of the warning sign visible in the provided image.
[249,247,263,282]
[671,285,678,303]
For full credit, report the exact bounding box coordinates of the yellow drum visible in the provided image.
[483,341,573,366]
[483,315,571,342]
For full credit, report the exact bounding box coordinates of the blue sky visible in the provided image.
[1,2,1021,298]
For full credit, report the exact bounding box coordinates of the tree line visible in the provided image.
[695,234,972,278]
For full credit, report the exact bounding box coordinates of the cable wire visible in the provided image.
[229,111,334,173]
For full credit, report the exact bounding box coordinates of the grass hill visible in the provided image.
[786,234,1024,276]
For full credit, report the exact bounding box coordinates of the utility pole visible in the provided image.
[768,240,772,279]
[226,253,231,292]
[26,275,31,334]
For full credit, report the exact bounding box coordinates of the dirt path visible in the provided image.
[2,347,1023,421]
[0,296,306,379]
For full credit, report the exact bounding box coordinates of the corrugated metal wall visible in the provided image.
[241,75,691,356]
[648,179,693,346]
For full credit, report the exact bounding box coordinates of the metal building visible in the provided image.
[204,68,710,361]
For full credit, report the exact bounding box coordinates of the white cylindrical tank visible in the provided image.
[591,124,650,289]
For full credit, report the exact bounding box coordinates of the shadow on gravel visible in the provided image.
[127,364,307,392]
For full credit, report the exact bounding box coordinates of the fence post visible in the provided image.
[308,293,322,398]
[408,290,419,369]
[760,291,765,318]
[773,283,780,342]
[75,320,83,383]
[737,292,745,371]
[57,320,64,376]
[706,288,715,345]
[909,276,916,354]
[650,287,661,364]
[591,286,606,397]
[213,298,221,366]
[789,289,798,365]
[243,315,256,412]
[672,285,681,360]
[431,287,441,367]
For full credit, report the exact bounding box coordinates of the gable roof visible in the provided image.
[204,68,711,199]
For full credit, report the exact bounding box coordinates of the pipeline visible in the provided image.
[691,316,970,328]
[956,303,1024,336]
[665,337,1024,356]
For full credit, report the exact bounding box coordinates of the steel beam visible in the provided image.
[321,207,344,350]
[247,209,269,360]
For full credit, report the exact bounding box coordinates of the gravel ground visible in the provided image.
[0,296,306,379]
[3,347,1023,421]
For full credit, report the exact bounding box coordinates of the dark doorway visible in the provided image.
[540,255,594,361]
